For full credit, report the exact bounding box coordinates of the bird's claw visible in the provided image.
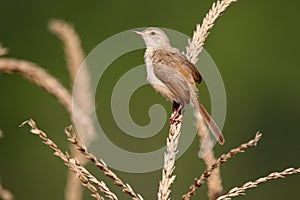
[169,112,182,124]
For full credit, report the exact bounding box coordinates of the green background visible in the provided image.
[1,0,300,199]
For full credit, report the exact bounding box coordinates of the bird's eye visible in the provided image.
[150,31,156,36]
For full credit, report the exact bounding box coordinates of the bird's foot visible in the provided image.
[169,105,183,124]
[169,113,179,124]
[169,116,182,124]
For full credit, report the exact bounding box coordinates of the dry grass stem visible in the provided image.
[49,19,96,200]
[0,44,8,56]
[158,113,183,200]
[185,0,237,64]
[49,19,96,146]
[3,3,299,200]
[0,57,89,200]
[65,169,85,200]
[184,1,238,195]
[0,179,14,200]
[68,157,118,200]
[196,115,222,200]
[19,119,119,200]
[182,132,262,200]
[0,58,72,114]
[49,19,85,82]
[217,167,300,200]
[65,126,143,200]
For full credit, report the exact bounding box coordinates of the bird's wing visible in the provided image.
[153,49,202,84]
[152,61,191,104]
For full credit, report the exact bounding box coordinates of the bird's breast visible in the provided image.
[144,48,163,85]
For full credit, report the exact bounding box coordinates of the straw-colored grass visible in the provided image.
[48,19,85,83]
[158,114,183,200]
[196,115,223,200]
[48,19,97,200]
[185,0,237,64]
[217,167,300,200]
[65,126,143,200]
[1,0,299,199]
[184,1,238,197]
[0,58,72,113]
[0,179,14,200]
[182,133,262,200]
[0,44,8,56]
[20,119,116,200]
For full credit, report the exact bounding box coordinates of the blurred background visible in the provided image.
[1,0,300,199]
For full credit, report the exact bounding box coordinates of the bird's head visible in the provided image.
[134,27,171,49]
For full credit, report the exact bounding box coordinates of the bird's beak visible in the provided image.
[133,30,144,37]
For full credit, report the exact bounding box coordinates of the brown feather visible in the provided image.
[152,49,202,84]
[197,99,225,145]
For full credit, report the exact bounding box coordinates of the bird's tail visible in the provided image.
[195,99,225,145]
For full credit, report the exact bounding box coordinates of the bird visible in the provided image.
[134,27,224,145]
